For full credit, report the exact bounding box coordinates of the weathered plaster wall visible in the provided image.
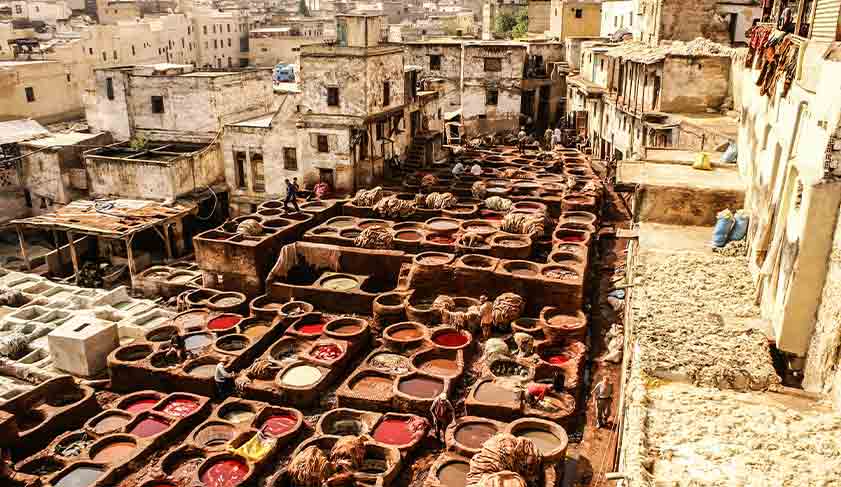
[462,44,525,134]
[86,69,132,140]
[249,34,321,66]
[661,56,731,113]
[0,61,83,124]
[404,43,464,110]
[528,0,551,34]
[635,0,729,45]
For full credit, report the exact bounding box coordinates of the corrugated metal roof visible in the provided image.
[0,119,49,145]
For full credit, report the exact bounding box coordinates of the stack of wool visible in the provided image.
[492,293,525,329]
[354,225,394,250]
[236,219,264,236]
[472,181,488,199]
[485,196,513,211]
[351,186,384,207]
[501,211,547,237]
[374,195,417,219]
[423,192,458,209]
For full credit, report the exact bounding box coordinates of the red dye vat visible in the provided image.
[161,398,200,418]
[545,354,569,365]
[130,417,170,437]
[560,235,585,242]
[433,331,469,348]
[200,458,248,487]
[429,235,455,244]
[311,344,343,361]
[261,414,297,437]
[297,322,325,335]
[123,398,159,414]
[208,315,240,331]
[373,418,414,446]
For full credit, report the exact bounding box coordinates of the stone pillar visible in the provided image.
[482,0,495,41]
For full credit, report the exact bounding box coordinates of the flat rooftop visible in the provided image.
[618,159,742,192]
[20,131,104,148]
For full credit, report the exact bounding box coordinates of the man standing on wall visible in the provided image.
[284,177,300,212]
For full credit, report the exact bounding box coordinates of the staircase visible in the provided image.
[403,140,426,172]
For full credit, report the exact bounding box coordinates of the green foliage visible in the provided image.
[495,8,528,38]
[298,0,310,16]
[129,135,147,151]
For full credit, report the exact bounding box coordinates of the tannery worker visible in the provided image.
[526,382,551,404]
[430,392,454,440]
[452,161,465,177]
[592,375,613,428]
[214,361,236,398]
[470,163,482,176]
[478,295,494,339]
[284,177,300,212]
[518,129,527,154]
[552,128,562,147]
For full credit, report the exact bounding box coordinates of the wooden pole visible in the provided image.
[52,229,62,267]
[152,224,173,261]
[125,235,137,289]
[67,231,80,283]
[15,224,31,271]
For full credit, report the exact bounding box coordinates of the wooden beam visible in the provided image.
[52,230,62,267]
[15,224,31,271]
[161,224,173,260]
[126,235,137,289]
[67,231,80,284]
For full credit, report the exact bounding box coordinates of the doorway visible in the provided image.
[319,168,335,188]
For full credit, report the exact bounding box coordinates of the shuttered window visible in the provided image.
[811,0,841,41]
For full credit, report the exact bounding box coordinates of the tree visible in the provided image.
[298,0,310,17]
[494,8,528,38]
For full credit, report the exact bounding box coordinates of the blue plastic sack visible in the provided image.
[729,211,749,241]
[712,210,734,248]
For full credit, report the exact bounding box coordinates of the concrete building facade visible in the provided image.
[248,27,321,66]
[548,0,603,39]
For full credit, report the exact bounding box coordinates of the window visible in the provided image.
[66,73,71,82]
[214,39,218,49]
[234,152,247,189]
[317,135,329,153]
[228,57,232,67]
[203,25,207,35]
[251,153,265,192]
[227,24,231,33]
[14,4,21,13]
[24,87,35,103]
[89,47,93,55]
[102,51,106,61]
[484,58,502,72]
[132,45,136,56]
[383,81,390,106]
[240,38,248,52]
[151,96,164,113]
[181,39,185,48]
[227,38,231,47]
[113,50,117,60]
[213,25,216,34]
[486,88,498,106]
[430,54,441,70]
[327,87,339,106]
[377,121,385,140]
[283,147,297,170]
[106,78,114,100]
[574,8,583,18]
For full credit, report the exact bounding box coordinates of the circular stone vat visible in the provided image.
[349,371,395,395]
[500,260,540,278]
[145,325,178,343]
[167,271,196,284]
[172,309,210,329]
[430,327,471,350]
[460,220,497,237]
[319,410,367,436]
[280,300,314,317]
[542,265,581,281]
[453,420,499,452]
[89,411,132,436]
[215,334,251,353]
[238,318,272,340]
[193,422,237,448]
[358,219,389,229]
[262,218,291,230]
[458,254,496,269]
[540,308,587,340]
[199,456,249,487]
[114,344,153,362]
[414,350,460,378]
[55,432,94,457]
[309,342,344,361]
[293,314,329,335]
[259,410,299,437]
[207,313,242,331]
[319,274,361,291]
[280,363,323,387]
[257,208,283,217]
[119,393,163,414]
[161,450,206,479]
[425,218,460,234]
[324,317,368,339]
[508,418,569,461]
[367,352,412,375]
[372,415,416,447]
[489,358,533,380]
[19,456,65,476]
[437,461,470,487]
[184,332,214,351]
[326,216,356,228]
[425,232,456,245]
[413,252,454,267]
[51,464,105,487]
[392,222,424,231]
[548,250,585,266]
[208,292,246,309]
[383,322,427,348]
[394,229,423,241]
[474,380,521,404]
[129,414,171,438]
[397,374,444,399]
[562,211,597,225]
[185,358,220,378]
[512,317,542,335]
[159,396,200,418]
[311,227,339,237]
[89,435,137,463]
[339,228,362,239]
[219,402,256,424]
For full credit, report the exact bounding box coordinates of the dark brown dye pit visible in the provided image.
[397,377,444,398]
[475,382,520,404]
[454,423,497,449]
